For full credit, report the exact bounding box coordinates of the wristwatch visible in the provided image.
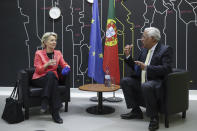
[49,7,61,19]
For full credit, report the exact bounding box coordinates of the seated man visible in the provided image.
[120,27,173,131]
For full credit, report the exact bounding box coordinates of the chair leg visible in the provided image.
[182,111,186,119]
[165,115,169,128]
[25,107,29,120]
[64,102,68,112]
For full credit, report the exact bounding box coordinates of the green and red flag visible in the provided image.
[103,0,120,84]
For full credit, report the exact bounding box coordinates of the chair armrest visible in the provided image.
[62,72,71,101]
[165,70,189,114]
[17,69,31,106]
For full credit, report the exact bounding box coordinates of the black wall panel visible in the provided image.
[0,0,196,89]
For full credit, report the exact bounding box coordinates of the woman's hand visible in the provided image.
[66,65,70,68]
[44,59,56,68]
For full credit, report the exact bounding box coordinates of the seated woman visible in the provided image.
[31,32,70,124]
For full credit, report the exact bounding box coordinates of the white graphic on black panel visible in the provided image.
[17,0,30,67]
[17,0,65,66]
[65,0,106,87]
[16,0,197,88]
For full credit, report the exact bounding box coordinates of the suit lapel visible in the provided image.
[139,43,161,64]
[140,48,148,63]
[150,43,161,65]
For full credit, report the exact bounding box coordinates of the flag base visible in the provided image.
[89,96,105,102]
[105,96,123,102]
[105,92,123,102]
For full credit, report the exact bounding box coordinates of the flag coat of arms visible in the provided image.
[103,0,120,84]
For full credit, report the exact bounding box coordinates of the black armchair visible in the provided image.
[17,67,70,119]
[160,68,189,128]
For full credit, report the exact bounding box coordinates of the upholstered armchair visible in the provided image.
[17,67,70,119]
[160,68,189,128]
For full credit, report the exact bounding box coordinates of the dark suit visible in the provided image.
[121,43,173,117]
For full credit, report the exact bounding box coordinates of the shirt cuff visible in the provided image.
[144,65,148,71]
[126,55,130,59]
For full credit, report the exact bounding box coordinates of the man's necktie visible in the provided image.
[141,49,152,83]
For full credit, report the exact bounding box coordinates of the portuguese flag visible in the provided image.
[103,0,120,84]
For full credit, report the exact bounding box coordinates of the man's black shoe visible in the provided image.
[52,111,63,124]
[121,108,143,119]
[149,117,159,131]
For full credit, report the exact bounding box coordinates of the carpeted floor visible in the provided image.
[0,88,197,131]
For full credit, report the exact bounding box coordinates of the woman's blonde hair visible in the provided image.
[41,32,57,48]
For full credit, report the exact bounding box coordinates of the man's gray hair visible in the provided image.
[144,27,161,41]
[41,32,57,48]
